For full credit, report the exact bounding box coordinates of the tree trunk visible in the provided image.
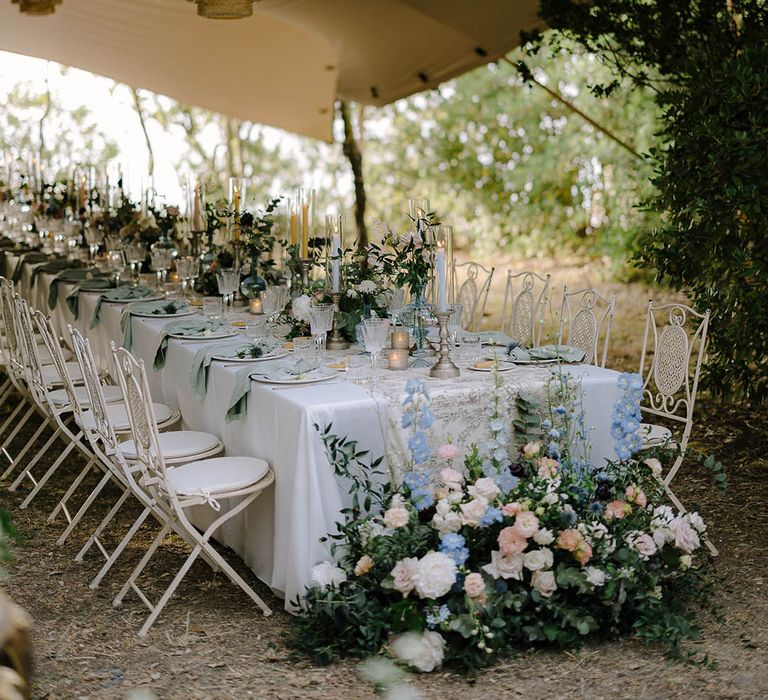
[339,100,368,250]
[38,68,51,166]
[130,87,154,177]
[225,117,243,180]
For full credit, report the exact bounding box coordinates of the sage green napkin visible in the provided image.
[119,299,190,351]
[32,258,83,283]
[11,251,49,282]
[47,267,109,310]
[478,331,517,347]
[507,344,585,363]
[91,284,155,329]
[189,340,253,400]
[65,278,116,318]
[152,318,228,370]
[225,367,255,422]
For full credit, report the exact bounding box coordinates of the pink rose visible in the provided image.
[573,542,593,565]
[391,557,419,597]
[627,532,657,560]
[671,516,700,554]
[523,441,541,458]
[531,570,557,598]
[644,457,663,478]
[463,572,486,602]
[502,501,522,518]
[635,491,648,508]
[498,527,528,556]
[460,498,488,527]
[513,511,540,538]
[536,457,559,478]
[354,555,374,576]
[439,467,463,486]
[482,551,524,580]
[437,444,461,460]
[556,528,584,552]
[605,500,631,520]
[625,485,638,501]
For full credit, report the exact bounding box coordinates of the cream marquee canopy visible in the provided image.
[0,0,541,141]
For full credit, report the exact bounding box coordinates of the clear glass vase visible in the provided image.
[400,282,436,367]
[240,252,267,299]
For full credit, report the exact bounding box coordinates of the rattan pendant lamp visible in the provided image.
[11,0,61,15]
[191,0,256,19]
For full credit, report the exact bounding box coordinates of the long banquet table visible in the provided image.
[7,253,623,610]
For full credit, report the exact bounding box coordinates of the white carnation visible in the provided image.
[357,280,377,294]
[310,561,347,590]
[390,631,445,673]
[533,528,555,546]
[413,552,457,599]
[687,512,707,533]
[584,566,609,587]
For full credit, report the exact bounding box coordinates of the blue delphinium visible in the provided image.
[425,604,451,629]
[403,470,434,510]
[611,372,645,459]
[439,533,469,566]
[479,506,503,527]
[407,432,431,465]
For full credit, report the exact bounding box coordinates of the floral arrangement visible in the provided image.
[293,370,714,672]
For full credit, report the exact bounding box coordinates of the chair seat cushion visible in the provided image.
[78,402,173,431]
[640,423,674,446]
[36,344,73,365]
[119,430,221,461]
[167,456,270,497]
[42,361,83,387]
[50,384,122,407]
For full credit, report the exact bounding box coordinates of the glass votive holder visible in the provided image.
[203,296,222,320]
[245,318,268,340]
[387,348,410,370]
[249,298,264,314]
[391,328,410,349]
[293,337,315,360]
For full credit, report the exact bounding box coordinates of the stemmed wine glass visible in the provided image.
[84,227,103,263]
[186,256,200,295]
[361,317,391,375]
[150,248,172,288]
[261,285,290,323]
[124,241,146,284]
[175,257,191,297]
[309,303,335,358]
[107,250,126,287]
[216,268,240,319]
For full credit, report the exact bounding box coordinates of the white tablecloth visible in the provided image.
[6,254,624,609]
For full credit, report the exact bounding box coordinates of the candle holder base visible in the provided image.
[298,257,312,292]
[326,291,349,350]
[429,311,460,379]
[409,349,436,369]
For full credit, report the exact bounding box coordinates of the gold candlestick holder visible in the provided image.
[429,311,460,378]
[326,291,349,350]
[298,257,312,291]
[190,229,204,258]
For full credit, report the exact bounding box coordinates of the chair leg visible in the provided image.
[76,488,130,563]
[55,469,113,545]
[7,427,61,486]
[201,544,272,617]
[137,545,202,637]
[0,403,35,462]
[113,522,172,607]
[89,506,152,589]
[0,400,28,440]
[0,418,49,480]
[48,457,96,524]
[19,439,77,508]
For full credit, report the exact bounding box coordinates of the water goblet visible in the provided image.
[84,227,103,263]
[175,257,191,298]
[216,268,240,319]
[107,250,127,286]
[150,249,172,288]
[309,303,335,358]
[124,241,146,284]
[362,318,391,375]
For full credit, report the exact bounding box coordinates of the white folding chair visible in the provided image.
[557,286,617,367]
[500,270,551,347]
[638,301,715,554]
[110,344,273,636]
[452,261,494,331]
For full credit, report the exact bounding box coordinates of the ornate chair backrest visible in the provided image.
[110,344,172,507]
[12,296,49,408]
[500,270,551,347]
[557,286,617,367]
[0,278,24,383]
[68,325,119,454]
[452,261,494,331]
[639,301,710,430]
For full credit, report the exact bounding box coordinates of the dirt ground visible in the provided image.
[1,258,767,700]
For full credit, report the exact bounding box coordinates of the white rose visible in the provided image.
[431,501,462,536]
[391,557,419,597]
[482,550,524,580]
[383,506,410,529]
[584,566,609,587]
[467,477,500,501]
[533,528,555,546]
[531,570,557,598]
[460,498,488,527]
[390,631,445,673]
[413,552,457,599]
[310,561,347,590]
[514,511,540,538]
[292,294,312,322]
[523,548,553,571]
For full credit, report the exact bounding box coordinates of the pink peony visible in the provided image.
[460,498,488,527]
[605,500,631,520]
[536,456,559,478]
[573,542,593,565]
[391,557,419,597]
[671,516,700,554]
[513,510,540,538]
[502,501,522,517]
[556,528,584,552]
[463,572,487,602]
[498,527,528,556]
[627,532,657,560]
[437,444,461,460]
[531,570,557,598]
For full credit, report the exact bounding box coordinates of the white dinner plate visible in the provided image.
[167,329,239,341]
[104,294,163,303]
[507,358,563,365]
[468,362,517,372]
[211,349,288,362]
[250,367,337,385]
[130,309,196,319]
